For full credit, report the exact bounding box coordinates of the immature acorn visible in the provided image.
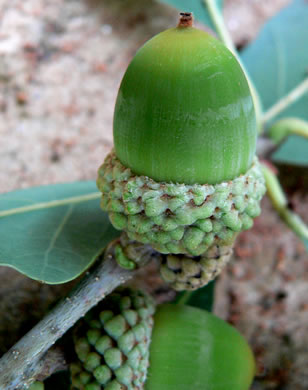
[146,304,256,390]
[97,13,266,290]
[70,290,255,390]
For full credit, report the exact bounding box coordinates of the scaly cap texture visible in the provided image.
[159,244,234,291]
[97,151,266,257]
[70,288,155,390]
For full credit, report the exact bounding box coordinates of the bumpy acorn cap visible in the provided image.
[159,244,234,291]
[70,288,155,390]
[113,13,257,186]
[97,152,265,257]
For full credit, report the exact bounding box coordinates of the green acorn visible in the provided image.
[70,288,155,390]
[146,304,256,390]
[70,290,255,390]
[97,13,266,289]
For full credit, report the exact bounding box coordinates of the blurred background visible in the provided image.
[1,1,308,389]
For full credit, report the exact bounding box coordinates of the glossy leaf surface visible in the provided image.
[241,0,308,164]
[272,135,308,166]
[0,182,119,284]
[146,304,255,390]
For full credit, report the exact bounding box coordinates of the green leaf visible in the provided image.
[157,0,223,31]
[241,0,308,165]
[0,181,119,284]
[272,135,308,166]
[242,0,308,118]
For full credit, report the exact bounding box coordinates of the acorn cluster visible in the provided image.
[97,12,265,290]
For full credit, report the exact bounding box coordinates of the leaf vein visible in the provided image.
[40,205,74,279]
[0,192,101,218]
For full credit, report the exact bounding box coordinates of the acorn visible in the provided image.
[97,13,266,289]
[70,288,155,390]
[70,290,255,390]
[146,304,256,390]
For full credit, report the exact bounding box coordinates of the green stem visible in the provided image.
[263,77,308,124]
[0,192,101,218]
[203,0,263,131]
[268,117,308,143]
[261,163,308,240]
[204,0,235,51]
[176,291,193,306]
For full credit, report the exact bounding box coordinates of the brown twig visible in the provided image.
[0,254,134,390]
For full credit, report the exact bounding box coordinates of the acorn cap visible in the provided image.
[70,288,155,390]
[97,151,266,257]
[113,14,256,186]
[159,244,233,291]
[146,304,256,390]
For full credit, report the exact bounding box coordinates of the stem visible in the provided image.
[0,255,134,390]
[176,291,193,306]
[178,12,194,28]
[261,163,308,240]
[203,0,263,131]
[268,117,308,143]
[263,77,308,124]
[204,0,235,51]
[0,192,101,218]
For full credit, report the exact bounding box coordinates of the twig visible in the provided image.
[261,163,308,240]
[0,255,134,390]
[263,77,308,124]
[203,0,263,130]
[267,117,308,143]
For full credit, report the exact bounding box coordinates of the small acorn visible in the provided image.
[97,13,266,290]
[70,291,255,390]
[146,304,256,390]
[70,288,155,390]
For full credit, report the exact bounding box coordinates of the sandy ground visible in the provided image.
[1,1,308,389]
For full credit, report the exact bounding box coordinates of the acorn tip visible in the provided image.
[178,12,194,28]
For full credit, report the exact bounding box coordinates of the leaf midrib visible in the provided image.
[40,205,74,279]
[0,192,101,218]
